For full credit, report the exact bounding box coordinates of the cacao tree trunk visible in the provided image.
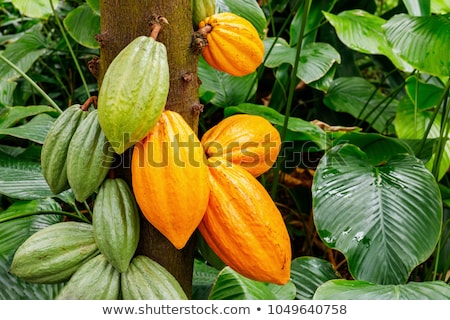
[98,0,200,297]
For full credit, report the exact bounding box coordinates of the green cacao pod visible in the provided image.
[41,105,87,194]
[97,35,170,154]
[121,255,188,300]
[92,178,140,273]
[66,109,114,202]
[9,222,98,284]
[192,0,216,26]
[56,254,120,300]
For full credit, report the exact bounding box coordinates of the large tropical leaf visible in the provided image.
[11,0,59,19]
[192,259,220,300]
[0,105,56,130]
[63,4,100,49]
[402,0,431,16]
[383,14,450,76]
[312,144,442,284]
[0,113,55,144]
[314,279,450,299]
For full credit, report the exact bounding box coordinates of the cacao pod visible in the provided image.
[199,12,264,76]
[66,109,114,202]
[98,35,170,154]
[56,254,120,300]
[121,255,187,300]
[10,222,98,284]
[201,114,281,177]
[41,104,87,194]
[93,178,140,273]
[198,158,291,285]
[131,110,210,249]
[192,0,215,27]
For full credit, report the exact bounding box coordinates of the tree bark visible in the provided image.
[98,0,200,298]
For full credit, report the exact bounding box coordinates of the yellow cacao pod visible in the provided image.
[198,158,291,285]
[131,110,210,249]
[201,114,281,177]
[199,12,264,76]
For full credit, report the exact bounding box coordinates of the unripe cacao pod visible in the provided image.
[199,12,264,76]
[10,222,98,284]
[198,158,291,285]
[41,104,87,194]
[98,35,170,154]
[192,0,215,27]
[56,254,120,300]
[121,255,187,300]
[93,178,140,273]
[66,109,114,202]
[131,110,210,249]
[201,114,281,177]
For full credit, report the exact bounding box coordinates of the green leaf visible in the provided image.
[324,77,398,133]
[63,4,100,49]
[402,0,431,16]
[383,14,450,76]
[290,257,340,300]
[192,260,220,300]
[404,76,446,110]
[224,103,327,149]
[323,10,413,72]
[0,152,55,200]
[11,0,59,19]
[314,280,450,299]
[198,56,257,108]
[312,144,442,284]
[264,38,341,84]
[0,105,56,130]
[431,0,450,13]
[208,267,295,300]
[86,0,100,15]
[0,113,55,144]
[216,0,266,38]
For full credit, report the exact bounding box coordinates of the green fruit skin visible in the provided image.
[66,109,114,202]
[93,178,140,273]
[9,222,98,284]
[192,0,216,26]
[41,105,87,194]
[56,254,120,300]
[97,36,169,154]
[121,255,188,300]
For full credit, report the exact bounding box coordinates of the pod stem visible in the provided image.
[150,15,169,40]
[191,25,211,54]
[81,96,98,111]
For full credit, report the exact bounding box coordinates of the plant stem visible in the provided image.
[0,54,62,113]
[271,0,312,198]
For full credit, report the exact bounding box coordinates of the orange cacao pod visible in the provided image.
[199,12,264,76]
[131,110,210,249]
[198,158,291,285]
[201,114,281,177]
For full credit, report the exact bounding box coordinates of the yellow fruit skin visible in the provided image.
[199,12,264,76]
[201,114,281,177]
[198,158,291,285]
[131,110,210,249]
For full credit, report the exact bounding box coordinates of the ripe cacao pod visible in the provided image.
[192,0,215,27]
[66,109,114,202]
[198,158,291,285]
[10,222,98,284]
[199,12,264,76]
[98,35,170,154]
[41,104,87,194]
[121,255,187,300]
[93,178,140,273]
[56,254,120,300]
[131,110,210,249]
[201,114,281,177]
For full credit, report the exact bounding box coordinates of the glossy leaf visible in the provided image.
[290,257,340,300]
[11,0,59,19]
[314,279,450,299]
[0,113,55,144]
[431,0,450,13]
[402,0,431,16]
[0,105,56,129]
[312,144,442,284]
[86,0,100,15]
[383,14,450,76]
[63,4,100,49]
[404,76,445,110]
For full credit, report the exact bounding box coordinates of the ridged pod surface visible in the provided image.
[131,110,210,249]
[192,0,215,26]
[198,158,291,285]
[201,114,281,177]
[9,222,98,284]
[93,178,140,273]
[66,110,114,202]
[199,12,264,76]
[98,35,169,154]
[41,105,87,194]
[56,254,120,300]
[121,255,188,300]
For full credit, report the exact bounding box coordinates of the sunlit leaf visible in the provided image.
[11,0,59,19]
[402,0,431,16]
[63,4,100,49]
